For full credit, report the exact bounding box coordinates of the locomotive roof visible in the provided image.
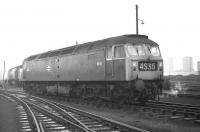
[25,34,158,61]
[8,65,22,72]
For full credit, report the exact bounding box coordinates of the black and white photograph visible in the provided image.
[0,0,200,132]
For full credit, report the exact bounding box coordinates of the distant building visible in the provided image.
[197,61,200,75]
[183,57,193,72]
[168,57,174,73]
[164,57,174,75]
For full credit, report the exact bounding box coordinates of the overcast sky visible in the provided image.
[0,0,200,78]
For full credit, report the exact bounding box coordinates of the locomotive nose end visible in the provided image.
[135,80,146,91]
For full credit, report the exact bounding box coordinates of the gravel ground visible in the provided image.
[0,94,20,132]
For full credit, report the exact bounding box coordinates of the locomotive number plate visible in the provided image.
[139,62,157,71]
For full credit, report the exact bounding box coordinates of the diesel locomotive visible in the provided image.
[20,34,163,102]
[7,65,23,87]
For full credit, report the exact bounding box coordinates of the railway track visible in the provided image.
[26,91,200,126]
[0,92,91,132]
[2,90,149,132]
[0,93,42,132]
[27,93,200,126]
[3,88,200,131]
[140,100,200,124]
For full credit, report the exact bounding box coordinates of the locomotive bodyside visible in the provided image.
[22,34,163,102]
[59,49,105,81]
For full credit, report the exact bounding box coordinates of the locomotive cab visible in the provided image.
[125,43,163,100]
[125,43,163,80]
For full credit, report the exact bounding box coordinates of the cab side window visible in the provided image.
[106,46,112,59]
[114,46,125,58]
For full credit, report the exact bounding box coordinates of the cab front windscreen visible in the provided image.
[126,44,161,57]
[147,45,161,57]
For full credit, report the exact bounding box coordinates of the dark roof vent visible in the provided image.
[124,34,148,39]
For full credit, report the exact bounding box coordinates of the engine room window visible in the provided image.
[127,45,145,56]
[114,46,125,58]
[106,46,112,59]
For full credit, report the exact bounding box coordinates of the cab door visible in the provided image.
[105,46,114,80]
[113,45,126,80]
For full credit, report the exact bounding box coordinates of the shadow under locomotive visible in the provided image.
[14,34,164,103]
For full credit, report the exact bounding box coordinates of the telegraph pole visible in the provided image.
[136,4,139,35]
